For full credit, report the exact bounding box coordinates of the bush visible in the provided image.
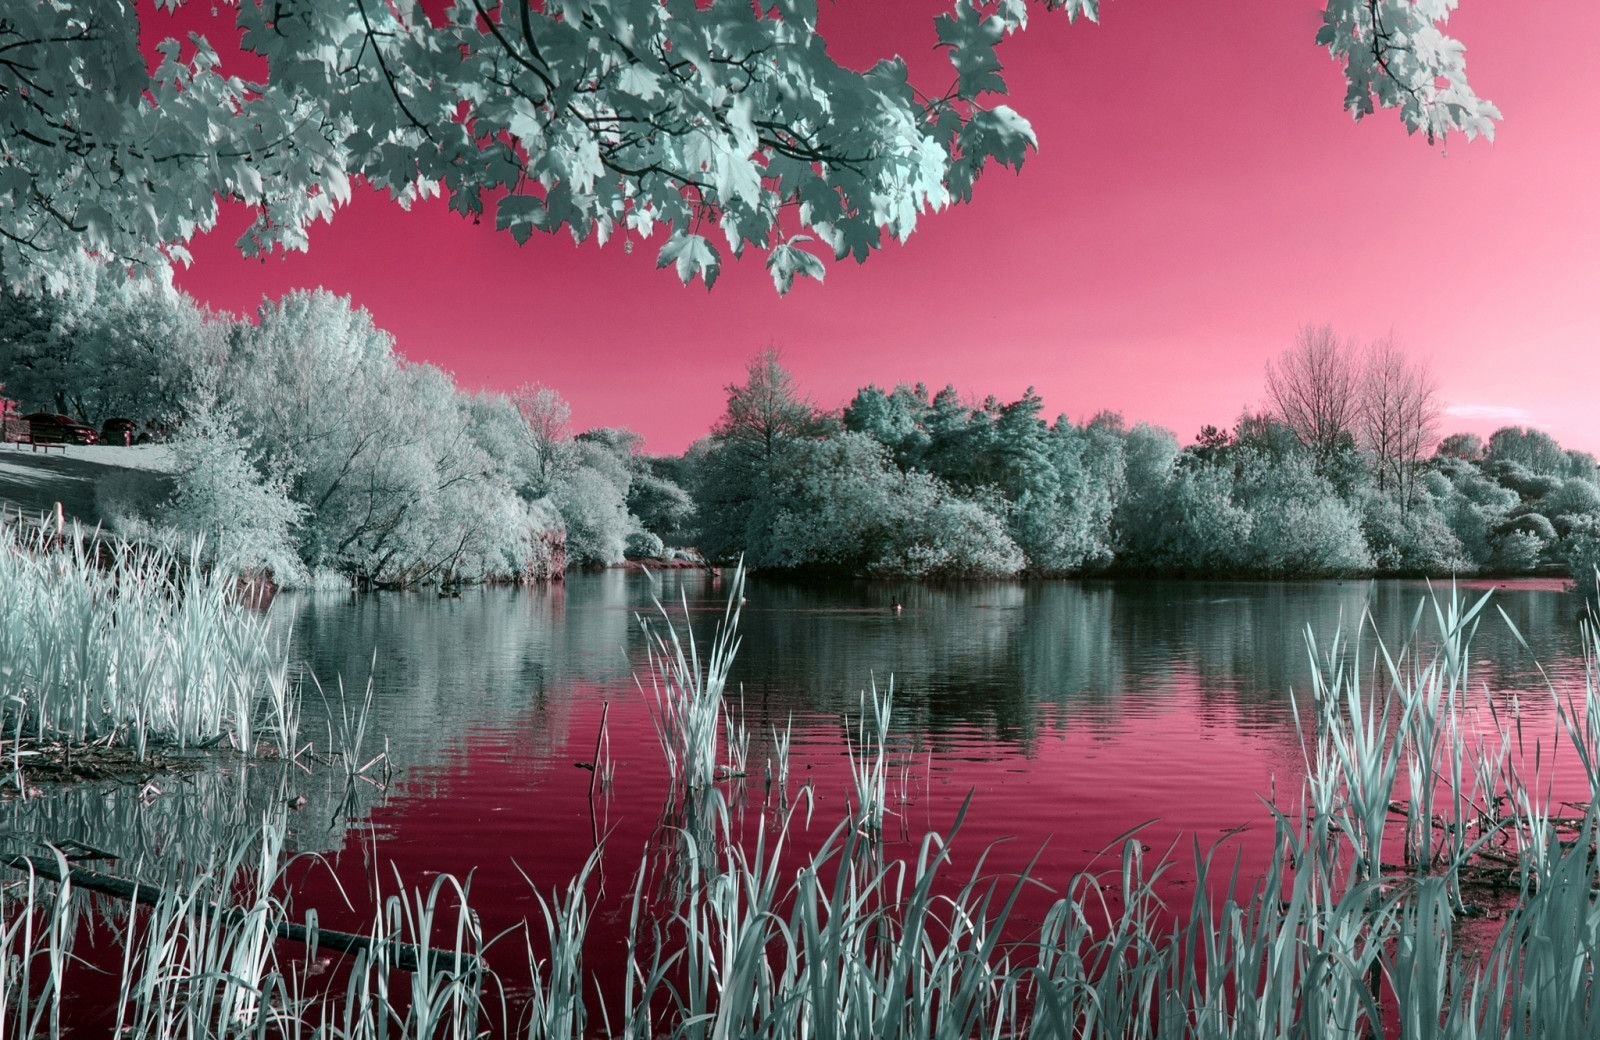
[1252,497,1372,576]
[1239,452,1372,576]
[1566,538,1600,594]
[1362,495,1472,575]
[873,493,1024,579]
[1491,530,1545,573]
[521,497,566,581]
[1497,512,1557,544]
[626,530,666,559]
[761,435,902,572]
[1547,478,1600,517]
[1486,461,1562,502]
[1121,460,1252,575]
[162,398,306,582]
[629,472,693,535]
[555,464,632,568]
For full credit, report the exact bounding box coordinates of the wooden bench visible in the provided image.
[2,419,65,452]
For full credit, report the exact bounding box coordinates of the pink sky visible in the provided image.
[152,1,1600,456]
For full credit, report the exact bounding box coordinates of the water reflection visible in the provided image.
[13,572,1569,890]
[0,756,385,879]
[274,574,1588,778]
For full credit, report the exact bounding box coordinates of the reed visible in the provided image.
[769,713,793,798]
[313,669,381,784]
[723,691,751,780]
[0,517,294,760]
[0,820,492,1039]
[0,848,74,1039]
[846,678,893,836]
[1301,617,1406,886]
[519,851,600,1040]
[637,562,745,790]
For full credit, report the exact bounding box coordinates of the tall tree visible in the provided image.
[1359,335,1439,510]
[0,253,210,427]
[511,381,576,495]
[1435,432,1484,462]
[1486,426,1569,475]
[713,348,831,460]
[0,2,1497,291]
[1264,324,1363,470]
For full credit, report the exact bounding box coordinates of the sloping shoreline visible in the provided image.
[0,444,173,527]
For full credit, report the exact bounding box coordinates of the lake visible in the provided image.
[18,571,1597,1028]
[281,573,1589,941]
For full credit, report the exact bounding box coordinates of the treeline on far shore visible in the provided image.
[684,344,1599,585]
[1,256,1595,588]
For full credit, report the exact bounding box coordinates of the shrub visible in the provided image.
[873,494,1024,579]
[1491,530,1545,573]
[628,472,694,535]
[554,464,632,568]
[1362,495,1472,575]
[1252,496,1373,576]
[163,397,306,582]
[625,530,666,559]
[1547,478,1600,517]
[1121,460,1252,575]
[1497,512,1557,544]
[1486,461,1563,502]
[1239,451,1372,576]
[761,434,902,572]
[1567,538,1600,594]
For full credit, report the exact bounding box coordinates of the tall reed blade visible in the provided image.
[637,561,746,791]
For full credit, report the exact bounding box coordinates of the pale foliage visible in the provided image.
[0,252,215,428]
[1318,0,1501,144]
[1238,451,1371,575]
[553,444,634,568]
[162,395,306,580]
[872,492,1026,579]
[1492,530,1544,573]
[1360,491,1471,574]
[195,289,557,584]
[1486,426,1570,475]
[0,2,1495,290]
[714,429,1025,577]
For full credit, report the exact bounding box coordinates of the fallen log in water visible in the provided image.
[0,853,476,975]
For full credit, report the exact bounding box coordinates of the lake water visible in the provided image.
[277,574,1590,943]
[19,571,1598,1026]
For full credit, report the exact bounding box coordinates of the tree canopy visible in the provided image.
[0,1,1498,292]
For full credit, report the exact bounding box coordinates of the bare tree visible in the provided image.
[1264,324,1363,467]
[1359,335,1440,512]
